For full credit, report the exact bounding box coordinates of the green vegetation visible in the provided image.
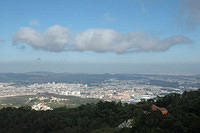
[0,89,200,133]
[0,95,99,109]
[0,95,31,108]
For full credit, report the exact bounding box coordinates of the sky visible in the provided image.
[0,0,200,74]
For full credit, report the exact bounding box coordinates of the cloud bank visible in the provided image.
[13,25,192,53]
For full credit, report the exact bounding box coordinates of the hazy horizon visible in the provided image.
[0,62,200,75]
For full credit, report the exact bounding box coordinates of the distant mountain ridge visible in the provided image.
[0,72,199,88]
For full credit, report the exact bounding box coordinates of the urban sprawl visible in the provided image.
[0,77,199,103]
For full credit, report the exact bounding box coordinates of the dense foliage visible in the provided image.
[0,89,199,133]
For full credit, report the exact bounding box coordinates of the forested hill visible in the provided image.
[0,89,200,133]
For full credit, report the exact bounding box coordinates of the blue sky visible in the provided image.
[0,0,200,74]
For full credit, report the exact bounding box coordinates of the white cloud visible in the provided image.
[73,29,122,52]
[13,25,71,52]
[73,29,192,53]
[13,25,192,53]
[29,20,40,26]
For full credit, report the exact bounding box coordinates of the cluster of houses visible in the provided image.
[32,103,53,111]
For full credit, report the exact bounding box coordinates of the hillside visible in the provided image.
[0,93,99,109]
[0,89,199,133]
